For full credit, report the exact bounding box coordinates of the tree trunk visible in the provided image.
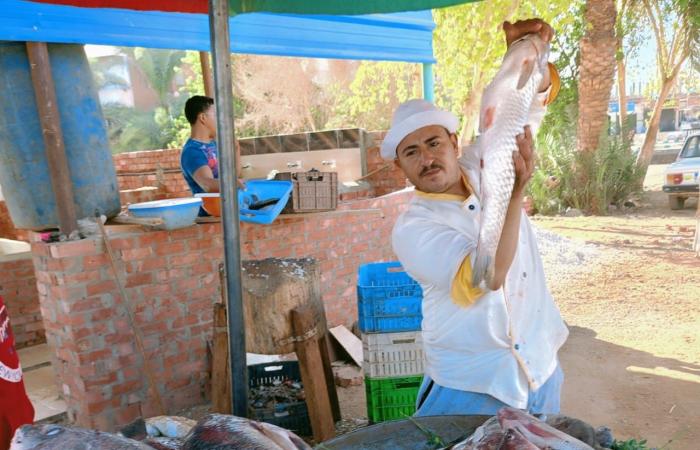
[635,76,677,171]
[616,38,628,133]
[576,0,618,154]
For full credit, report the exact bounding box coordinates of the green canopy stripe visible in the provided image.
[231,0,479,15]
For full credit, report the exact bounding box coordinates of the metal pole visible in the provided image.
[208,0,248,417]
[422,62,435,102]
[199,51,215,97]
[26,42,78,235]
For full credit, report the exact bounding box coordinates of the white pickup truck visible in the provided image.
[663,134,700,210]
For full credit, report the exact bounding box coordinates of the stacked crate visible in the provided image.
[275,170,338,213]
[357,261,425,423]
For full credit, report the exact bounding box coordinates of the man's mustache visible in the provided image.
[420,164,443,177]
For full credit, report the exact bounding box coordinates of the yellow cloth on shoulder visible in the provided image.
[451,255,485,307]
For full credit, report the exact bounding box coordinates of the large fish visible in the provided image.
[10,423,156,450]
[446,407,597,450]
[181,414,311,450]
[470,33,551,288]
[497,407,594,450]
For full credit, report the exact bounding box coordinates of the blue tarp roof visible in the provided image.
[2,0,436,63]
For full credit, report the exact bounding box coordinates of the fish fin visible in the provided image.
[516,58,536,90]
[470,252,488,289]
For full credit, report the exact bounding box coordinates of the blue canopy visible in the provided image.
[2,0,436,62]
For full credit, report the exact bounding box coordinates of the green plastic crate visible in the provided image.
[365,374,423,423]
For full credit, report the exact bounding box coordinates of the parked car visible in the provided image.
[663,134,700,210]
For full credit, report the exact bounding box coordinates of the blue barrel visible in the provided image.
[0,42,120,230]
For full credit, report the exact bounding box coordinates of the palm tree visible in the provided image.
[576,0,618,154]
[128,48,186,113]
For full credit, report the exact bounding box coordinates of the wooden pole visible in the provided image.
[212,303,232,414]
[292,306,336,442]
[26,42,78,235]
[208,0,248,418]
[199,51,215,98]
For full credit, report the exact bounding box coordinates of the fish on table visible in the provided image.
[468,32,552,288]
[10,423,156,450]
[446,407,596,450]
[11,413,311,450]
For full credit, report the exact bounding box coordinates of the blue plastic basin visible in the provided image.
[128,198,202,230]
[238,180,293,225]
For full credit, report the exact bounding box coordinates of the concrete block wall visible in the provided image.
[30,188,412,430]
[0,255,44,349]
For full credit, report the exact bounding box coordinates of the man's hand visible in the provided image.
[513,125,535,195]
[503,18,554,47]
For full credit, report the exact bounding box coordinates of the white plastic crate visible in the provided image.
[362,331,425,378]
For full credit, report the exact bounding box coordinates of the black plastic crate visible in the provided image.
[248,361,311,436]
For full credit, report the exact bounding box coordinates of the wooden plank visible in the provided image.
[26,41,78,235]
[318,331,341,422]
[329,325,363,367]
[195,216,222,223]
[110,215,165,226]
[211,302,231,414]
[292,306,335,442]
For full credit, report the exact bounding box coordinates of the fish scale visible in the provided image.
[471,34,548,288]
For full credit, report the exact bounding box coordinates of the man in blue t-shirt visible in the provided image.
[180,96,244,214]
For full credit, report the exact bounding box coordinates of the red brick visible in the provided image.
[107,238,137,250]
[121,248,153,261]
[141,284,171,297]
[168,226,200,241]
[127,257,167,273]
[83,254,111,270]
[112,379,142,396]
[138,231,169,247]
[155,268,188,282]
[154,241,185,256]
[173,278,199,292]
[125,272,152,288]
[50,239,101,259]
[86,280,117,297]
[50,284,87,301]
[169,253,200,267]
[79,348,112,364]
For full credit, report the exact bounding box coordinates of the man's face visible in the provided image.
[200,105,217,139]
[394,125,461,193]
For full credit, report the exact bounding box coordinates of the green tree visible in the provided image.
[129,48,186,113]
[433,0,579,144]
[614,0,647,135]
[635,0,700,178]
[327,61,422,130]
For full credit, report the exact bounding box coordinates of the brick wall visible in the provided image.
[30,188,412,430]
[364,132,409,197]
[111,132,409,205]
[0,254,44,349]
[113,149,190,202]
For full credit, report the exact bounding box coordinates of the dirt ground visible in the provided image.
[336,164,700,449]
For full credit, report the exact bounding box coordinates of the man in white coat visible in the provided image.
[385,19,568,416]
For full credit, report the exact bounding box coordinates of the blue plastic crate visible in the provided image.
[357,261,423,333]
